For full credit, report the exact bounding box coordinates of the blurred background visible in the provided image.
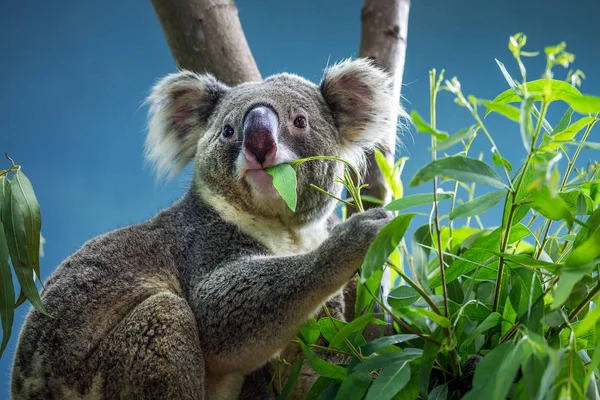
[1,0,599,389]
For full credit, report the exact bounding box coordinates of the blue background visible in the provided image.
[1,0,599,389]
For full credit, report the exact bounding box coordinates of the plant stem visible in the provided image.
[362,284,443,347]
[386,261,441,315]
[430,70,450,319]
[492,100,549,312]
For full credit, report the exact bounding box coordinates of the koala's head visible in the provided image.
[145,59,400,226]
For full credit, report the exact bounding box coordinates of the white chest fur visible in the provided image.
[199,188,330,256]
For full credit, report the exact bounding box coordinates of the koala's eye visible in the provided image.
[293,116,307,129]
[222,125,235,138]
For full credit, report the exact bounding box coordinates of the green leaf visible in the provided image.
[0,220,15,358]
[420,328,443,398]
[298,338,346,380]
[550,107,573,135]
[9,169,42,280]
[328,313,386,350]
[299,318,321,345]
[449,190,507,220]
[388,286,421,308]
[429,224,531,288]
[412,225,433,289]
[460,312,501,351]
[431,126,477,151]
[526,185,574,223]
[277,357,304,400]
[562,141,600,150]
[482,100,520,122]
[519,95,536,151]
[491,78,582,105]
[491,152,513,174]
[306,377,338,400]
[411,111,448,140]
[550,116,595,141]
[355,269,383,319]
[561,94,600,114]
[354,348,422,372]
[360,334,419,356]
[265,164,297,211]
[413,308,450,328]
[478,250,560,272]
[427,384,448,400]
[334,371,371,400]
[463,341,525,400]
[364,360,411,400]
[509,267,543,334]
[385,193,452,212]
[360,213,416,283]
[2,184,49,316]
[409,156,506,189]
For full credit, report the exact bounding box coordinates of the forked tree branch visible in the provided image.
[150,0,261,85]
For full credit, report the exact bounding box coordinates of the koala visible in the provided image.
[11,58,400,400]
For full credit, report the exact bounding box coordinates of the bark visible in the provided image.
[345,0,411,334]
[150,0,261,85]
[358,0,410,206]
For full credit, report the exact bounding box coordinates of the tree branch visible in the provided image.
[358,0,410,206]
[150,0,261,85]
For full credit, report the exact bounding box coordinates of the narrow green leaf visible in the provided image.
[298,338,346,380]
[510,267,543,334]
[431,126,477,151]
[360,213,416,283]
[334,371,371,400]
[305,377,338,400]
[412,225,432,289]
[388,286,421,308]
[409,156,506,189]
[420,328,443,398]
[491,152,513,174]
[277,357,304,400]
[411,111,448,140]
[482,100,520,122]
[429,224,531,288]
[328,313,385,350]
[2,185,49,316]
[562,141,600,150]
[414,308,450,328]
[385,193,452,212]
[519,95,536,151]
[477,250,560,272]
[428,384,448,400]
[360,334,419,356]
[526,185,574,223]
[463,341,525,400]
[460,312,501,351]
[550,108,574,135]
[551,116,595,141]
[364,361,411,400]
[9,169,42,280]
[354,348,422,372]
[265,164,297,211]
[299,318,321,345]
[492,78,582,105]
[0,221,15,358]
[561,94,600,114]
[449,190,507,220]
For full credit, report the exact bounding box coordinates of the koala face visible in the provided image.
[145,59,399,225]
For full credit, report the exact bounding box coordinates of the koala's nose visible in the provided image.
[242,106,278,166]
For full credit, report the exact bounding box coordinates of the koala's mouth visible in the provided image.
[242,168,279,197]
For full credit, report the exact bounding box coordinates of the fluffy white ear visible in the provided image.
[320,58,403,170]
[145,71,229,180]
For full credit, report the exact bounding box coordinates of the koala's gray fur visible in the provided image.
[11,58,400,399]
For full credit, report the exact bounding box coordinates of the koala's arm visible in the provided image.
[190,208,391,375]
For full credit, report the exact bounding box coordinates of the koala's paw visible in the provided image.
[321,208,393,277]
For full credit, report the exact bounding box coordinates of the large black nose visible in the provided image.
[242,106,278,165]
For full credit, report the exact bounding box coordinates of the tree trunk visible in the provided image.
[150,0,261,85]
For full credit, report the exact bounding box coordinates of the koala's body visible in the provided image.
[11,59,399,399]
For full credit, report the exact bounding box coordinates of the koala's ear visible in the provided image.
[145,71,229,180]
[320,58,401,169]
